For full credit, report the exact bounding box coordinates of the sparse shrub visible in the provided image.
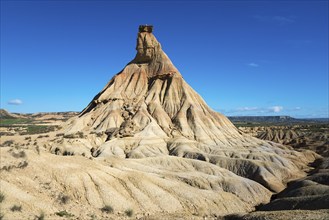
[0,192,4,203]
[2,162,28,171]
[62,150,74,156]
[56,133,64,137]
[0,132,13,136]
[1,140,14,147]
[63,134,75,139]
[90,213,97,220]
[10,204,22,212]
[54,147,60,155]
[11,150,26,158]
[56,139,64,144]
[100,205,113,213]
[77,131,84,138]
[1,165,11,171]
[57,194,70,204]
[0,212,4,220]
[14,144,20,149]
[55,210,74,217]
[35,211,45,220]
[223,214,244,220]
[125,208,133,217]
[24,136,32,140]
[23,125,58,135]
[63,131,84,139]
[90,131,104,137]
[17,161,28,169]
[37,135,49,138]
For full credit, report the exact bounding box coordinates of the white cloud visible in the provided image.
[253,15,295,25]
[222,105,285,115]
[237,107,259,111]
[272,16,295,24]
[268,106,283,113]
[248,63,259,67]
[221,106,314,117]
[239,106,283,113]
[8,99,23,105]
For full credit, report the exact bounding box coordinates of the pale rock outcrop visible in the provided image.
[47,25,320,215]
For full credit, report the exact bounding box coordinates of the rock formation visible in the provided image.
[41,25,321,217]
[64,25,251,156]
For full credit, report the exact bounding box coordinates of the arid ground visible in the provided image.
[1,110,328,220]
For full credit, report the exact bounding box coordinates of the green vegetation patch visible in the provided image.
[1,140,14,147]
[0,192,4,203]
[101,205,113,213]
[10,205,22,212]
[55,210,74,217]
[24,125,57,134]
[1,117,59,135]
[57,194,70,204]
[125,208,133,217]
[35,211,45,220]
[0,118,34,126]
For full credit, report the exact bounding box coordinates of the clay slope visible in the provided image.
[229,158,329,220]
[257,128,300,144]
[259,157,329,211]
[0,146,272,219]
[255,126,329,157]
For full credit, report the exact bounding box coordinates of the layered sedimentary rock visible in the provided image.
[44,25,320,216]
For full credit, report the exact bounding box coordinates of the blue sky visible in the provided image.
[1,0,328,118]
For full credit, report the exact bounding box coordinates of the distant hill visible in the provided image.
[229,116,298,123]
[0,109,25,119]
[0,109,79,121]
[228,116,328,124]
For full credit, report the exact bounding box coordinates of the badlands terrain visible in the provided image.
[232,116,329,157]
[1,26,328,219]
